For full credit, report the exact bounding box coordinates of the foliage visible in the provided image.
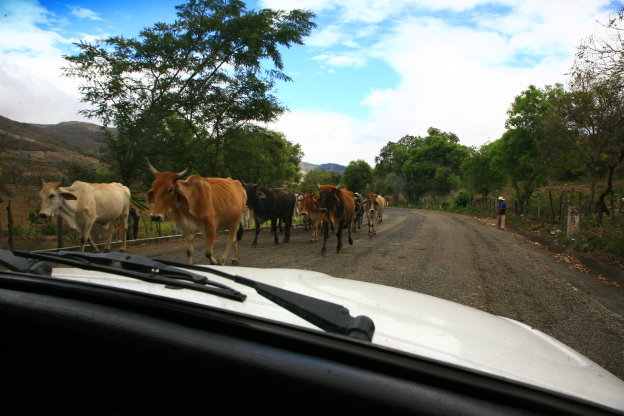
[601,225,624,258]
[299,169,341,193]
[574,7,624,80]
[454,190,471,207]
[461,141,506,198]
[374,128,468,203]
[342,160,372,194]
[223,126,303,187]
[64,0,316,184]
[561,70,624,216]
[493,84,565,213]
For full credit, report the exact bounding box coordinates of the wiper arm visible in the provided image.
[156,259,376,342]
[8,250,246,302]
[4,250,375,341]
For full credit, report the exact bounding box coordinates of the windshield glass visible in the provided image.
[1,0,623,412]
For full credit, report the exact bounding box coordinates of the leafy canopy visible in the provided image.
[63,0,316,184]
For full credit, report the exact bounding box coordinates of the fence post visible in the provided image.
[7,200,14,250]
[57,216,64,248]
[567,207,580,238]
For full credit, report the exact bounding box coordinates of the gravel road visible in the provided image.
[126,207,624,381]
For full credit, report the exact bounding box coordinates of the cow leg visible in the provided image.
[101,223,113,252]
[119,210,129,252]
[82,221,99,252]
[347,220,353,246]
[252,221,260,247]
[236,223,244,241]
[185,235,195,264]
[271,219,279,244]
[336,222,343,253]
[284,216,292,243]
[203,224,219,265]
[321,219,329,256]
[222,225,240,265]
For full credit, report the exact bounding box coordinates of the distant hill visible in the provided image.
[0,115,108,183]
[0,114,344,184]
[299,162,346,175]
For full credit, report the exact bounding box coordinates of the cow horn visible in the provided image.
[146,157,158,176]
[316,183,321,190]
[177,166,191,179]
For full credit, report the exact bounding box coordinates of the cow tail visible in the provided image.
[237,223,244,241]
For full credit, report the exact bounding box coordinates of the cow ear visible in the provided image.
[60,191,77,201]
[147,189,154,203]
[175,178,204,219]
[257,191,267,199]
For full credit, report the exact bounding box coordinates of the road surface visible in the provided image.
[126,207,624,380]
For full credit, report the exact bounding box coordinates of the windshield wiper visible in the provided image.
[155,258,376,342]
[5,250,246,302]
[3,250,375,341]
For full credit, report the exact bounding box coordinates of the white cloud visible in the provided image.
[313,53,366,68]
[0,53,89,123]
[269,109,380,166]
[266,0,615,162]
[0,0,91,123]
[69,6,102,21]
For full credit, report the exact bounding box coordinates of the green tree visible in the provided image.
[342,160,372,194]
[64,0,316,184]
[300,169,341,193]
[495,84,565,213]
[461,141,507,199]
[222,126,303,187]
[560,71,624,218]
[375,128,468,204]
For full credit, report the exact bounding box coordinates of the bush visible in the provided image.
[454,190,470,207]
[602,226,624,258]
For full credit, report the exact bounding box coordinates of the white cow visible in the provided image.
[39,181,131,252]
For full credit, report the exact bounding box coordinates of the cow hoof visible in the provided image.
[231,259,239,265]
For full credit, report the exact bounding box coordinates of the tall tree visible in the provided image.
[561,70,624,217]
[342,160,373,194]
[575,7,624,80]
[300,169,341,193]
[568,8,624,219]
[64,0,316,184]
[222,125,303,187]
[461,141,506,199]
[374,128,468,204]
[496,84,565,213]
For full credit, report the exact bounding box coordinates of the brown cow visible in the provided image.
[363,193,379,236]
[317,184,355,255]
[299,193,324,243]
[376,194,386,223]
[146,159,247,265]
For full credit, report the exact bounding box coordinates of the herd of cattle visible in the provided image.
[37,159,387,264]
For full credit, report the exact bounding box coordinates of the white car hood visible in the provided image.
[52,264,624,412]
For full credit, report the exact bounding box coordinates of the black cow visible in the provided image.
[242,182,296,247]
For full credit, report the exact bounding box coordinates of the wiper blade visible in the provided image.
[4,250,375,341]
[156,259,376,342]
[9,250,246,302]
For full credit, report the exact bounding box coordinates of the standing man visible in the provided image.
[497,196,506,230]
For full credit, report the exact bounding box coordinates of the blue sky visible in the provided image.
[0,0,621,165]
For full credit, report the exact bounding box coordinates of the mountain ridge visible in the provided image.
[0,115,345,180]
